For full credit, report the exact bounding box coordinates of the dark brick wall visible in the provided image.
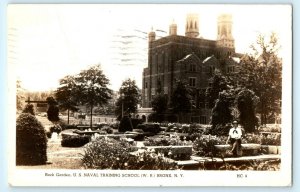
[142,35,239,123]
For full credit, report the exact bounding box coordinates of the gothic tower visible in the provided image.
[185,14,199,38]
[148,27,156,42]
[169,20,177,36]
[216,14,235,49]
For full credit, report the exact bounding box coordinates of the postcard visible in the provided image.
[7,4,292,186]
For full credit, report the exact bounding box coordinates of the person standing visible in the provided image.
[226,120,243,157]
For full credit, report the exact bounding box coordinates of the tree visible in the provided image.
[206,72,230,108]
[211,90,234,130]
[115,79,140,119]
[237,89,259,133]
[75,65,112,128]
[237,33,282,125]
[55,75,78,124]
[22,104,35,116]
[151,94,168,114]
[46,96,60,122]
[170,80,192,122]
[16,80,25,111]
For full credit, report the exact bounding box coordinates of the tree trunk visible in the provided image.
[90,104,93,129]
[67,109,70,124]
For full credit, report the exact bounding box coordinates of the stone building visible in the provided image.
[141,14,241,124]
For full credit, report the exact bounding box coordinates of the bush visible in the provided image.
[210,124,232,136]
[193,135,224,157]
[82,138,179,170]
[118,116,133,132]
[50,125,62,134]
[16,113,47,165]
[46,131,52,138]
[101,126,113,134]
[61,134,90,147]
[131,118,143,129]
[47,105,60,122]
[136,123,161,134]
[22,104,35,116]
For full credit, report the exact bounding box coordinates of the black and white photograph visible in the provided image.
[7,4,292,186]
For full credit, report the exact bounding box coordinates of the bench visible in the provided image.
[214,144,261,156]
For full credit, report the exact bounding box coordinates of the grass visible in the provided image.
[17,139,85,169]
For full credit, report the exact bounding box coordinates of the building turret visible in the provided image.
[185,13,199,38]
[216,14,235,49]
[148,27,156,42]
[169,20,177,36]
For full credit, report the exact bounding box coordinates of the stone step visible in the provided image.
[191,154,281,163]
[214,144,261,151]
[214,143,261,156]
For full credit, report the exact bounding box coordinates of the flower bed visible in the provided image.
[82,138,179,170]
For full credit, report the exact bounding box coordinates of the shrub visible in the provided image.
[193,135,224,157]
[50,125,62,134]
[136,123,161,134]
[61,135,90,147]
[118,116,133,132]
[101,125,113,134]
[210,124,232,136]
[22,104,35,115]
[82,138,179,170]
[16,113,47,165]
[46,131,52,138]
[261,134,281,145]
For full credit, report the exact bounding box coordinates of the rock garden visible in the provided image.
[16,112,281,171]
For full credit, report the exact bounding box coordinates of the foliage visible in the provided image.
[74,64,113,128]
[50,125,62,134]
[118,116,133,132]
[61,134,90,147]
[237,33,282,125]
[219,160,280,171]
[82,138,179,170]
[261,134,281,145]
[136,123,161,134]
[206,72,230,108]
[143,135,192,146]
[211,90,234,130]
[258,124,281,133]
[55,75,78,124]
[210,124,232,136]
[170,80,192,120]
[237,89,259,133]
[193,135,225,157]
[47,105,60,122]
[16,113,47,165]
[22,104,35,116]
[151,94,168,114]
[243,133,281,145]
[115,79,140,119]
[16,80,25,111]
[101,126,113,134]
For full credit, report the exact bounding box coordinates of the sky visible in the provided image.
[7,4,292,92]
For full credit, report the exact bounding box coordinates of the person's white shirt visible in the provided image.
[229,127,242,139]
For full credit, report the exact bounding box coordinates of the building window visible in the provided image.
[190,63,196,72]
[189,77,196,87]
[145,82,148,89]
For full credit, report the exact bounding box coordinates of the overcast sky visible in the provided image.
[8,4,291,91]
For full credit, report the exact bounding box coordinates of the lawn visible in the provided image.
[18,140,84,169]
